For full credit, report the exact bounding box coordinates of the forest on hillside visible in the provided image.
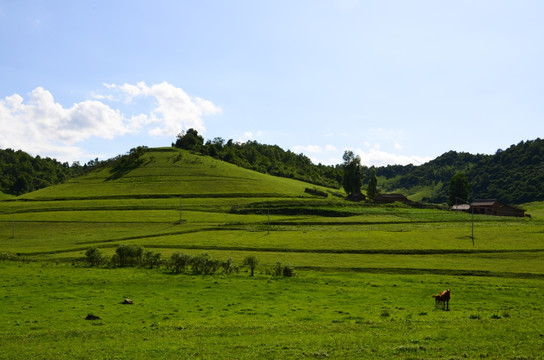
[0,149,85,195]
[377,139,544,204]
[1,133,543,205]
[172,129,344,189]
[175,131,544,205]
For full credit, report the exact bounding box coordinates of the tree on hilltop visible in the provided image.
[174,129,204,151]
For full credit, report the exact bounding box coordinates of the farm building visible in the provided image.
[453,199,527,217]
[471,199,500,215]
[452,204,471,212]
[497,204,526,217]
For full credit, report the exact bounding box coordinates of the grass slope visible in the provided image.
[19,148,327,200]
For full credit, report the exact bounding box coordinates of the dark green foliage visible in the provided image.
[174,128,204,151]
[282,264,295,277]
[469,139,544,203]
[367,167,378,200]
[0,148,84,195]
[190,253,221,275]
[342,150,365,196]
[169,253,239,275]
[142,250,162,269]
[376,138,544,204]
[170,252,192,274]
[271,261,295,277]
[243,255,259,277]
[222,257,234,275]
[85,248,104,267]
[111,245,144,267]
[448,173,471,206]
[272,261,283,276]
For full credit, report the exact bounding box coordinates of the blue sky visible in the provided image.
[1,1,543,166]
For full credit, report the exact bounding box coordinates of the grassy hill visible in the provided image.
[18,148,329,200]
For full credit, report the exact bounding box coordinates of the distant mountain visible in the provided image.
[376,138,544,204]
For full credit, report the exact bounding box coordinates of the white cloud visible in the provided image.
[240,130,263,142]
[325,144,337,152]
[0,82,221,162]
[105,81,222,137]
[292,145,322,154]
[354,147,431,167]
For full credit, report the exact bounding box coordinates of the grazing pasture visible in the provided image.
[1,263,543,359]
[1,148,543,359]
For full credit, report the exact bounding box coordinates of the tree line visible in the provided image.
[377,138,544,204]
[0,147,148,196]
[0,149,84,195]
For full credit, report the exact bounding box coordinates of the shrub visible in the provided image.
[111,245,144,267]
[272,261,283,276]
[282,263,295,277]
[170,252,192,274]
[270,261,295,277]
[85,248,104,267]
[243,255,259,277]
[190,253,220,275]
[222,257,234,275]
[142,250,162,269]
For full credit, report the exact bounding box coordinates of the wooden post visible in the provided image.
[12,214,15,238]
[268,209,270,235]
[179,196,182,223]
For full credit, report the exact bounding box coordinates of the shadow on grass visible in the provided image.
[105,159,145,181]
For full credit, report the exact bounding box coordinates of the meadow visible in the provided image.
[1,148,543,359]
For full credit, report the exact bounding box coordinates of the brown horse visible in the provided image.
[432,289,450,310]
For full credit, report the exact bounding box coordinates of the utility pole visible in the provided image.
[456,196,475,246]
[179,196,182,223]
[268,209,270,235]
[12,214,15,238]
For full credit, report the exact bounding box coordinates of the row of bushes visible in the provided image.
[84,245,295,277]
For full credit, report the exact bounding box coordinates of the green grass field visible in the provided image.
[1,148,543,359]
